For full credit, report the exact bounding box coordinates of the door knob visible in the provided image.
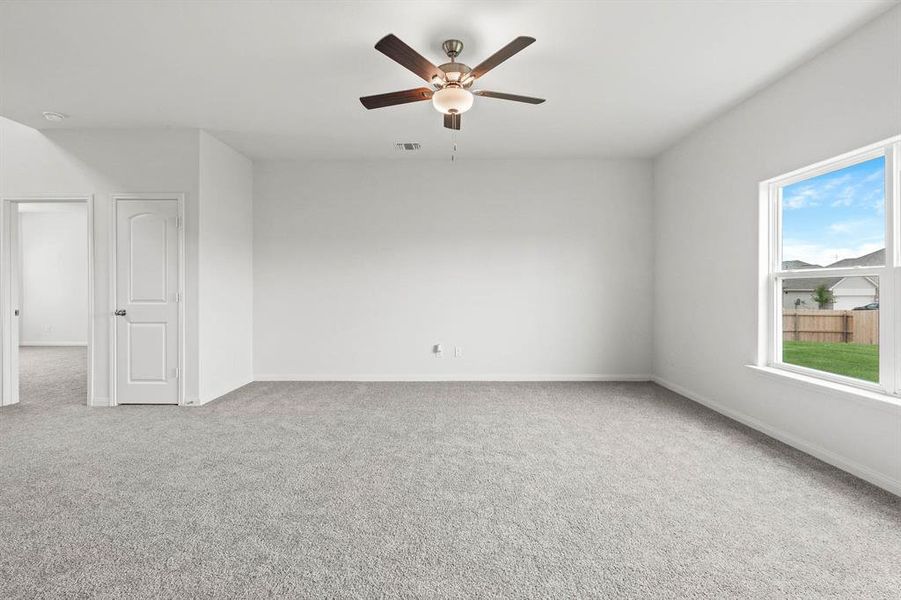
[114,309,127,316]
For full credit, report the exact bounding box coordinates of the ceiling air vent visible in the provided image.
[395,142,421,151]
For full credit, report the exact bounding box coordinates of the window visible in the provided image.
[762,137,900,394]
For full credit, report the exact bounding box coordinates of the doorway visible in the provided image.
[1,196,94,407]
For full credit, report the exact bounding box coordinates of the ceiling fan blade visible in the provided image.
[443,113,461,130]
[473,90,545,104]
[360,88,433,109]
[471,36,535,79]
[375,34,445,83]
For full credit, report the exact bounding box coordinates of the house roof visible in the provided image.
[782,248,884,291]
[825,248,885,268]
[782,259,821,270]
[783,277,842,292]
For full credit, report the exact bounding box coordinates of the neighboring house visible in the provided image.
[782,249,882,310]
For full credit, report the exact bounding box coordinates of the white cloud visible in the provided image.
[782,241,883,267]
[863,170,884,183]
[830,185,857,207]
[827,219,876,234]
[784,186,819,209]
[785,172,884,211]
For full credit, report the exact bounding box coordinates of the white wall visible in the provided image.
[198,131,254,403]
[17,204,88,345]
[653,7,901,493]
[253,159,653,380]
[0,119,201,404]
[1,121,255,405]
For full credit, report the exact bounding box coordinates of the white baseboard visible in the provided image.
[20,341,87,347]
[652,375,900,497]
[189,393,236,407]
[89,396,111,408]
[254,373,653,382]
[197,376,254,405]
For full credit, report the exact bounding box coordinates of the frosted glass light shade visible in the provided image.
[432,87,473,115]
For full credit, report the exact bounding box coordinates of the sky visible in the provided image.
[782,156,885,267]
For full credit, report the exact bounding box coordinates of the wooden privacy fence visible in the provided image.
[783,309,878,345]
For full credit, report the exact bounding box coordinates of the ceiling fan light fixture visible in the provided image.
[360,34,544,131]
[432,86,473,115]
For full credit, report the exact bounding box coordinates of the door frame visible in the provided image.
[109,193,186,407]
[0,194,95,407]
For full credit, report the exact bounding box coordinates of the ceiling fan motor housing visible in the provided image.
[436,62,473,88]
[435,39,473,88]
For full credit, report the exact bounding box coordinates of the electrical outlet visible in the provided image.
[455,346,463,357]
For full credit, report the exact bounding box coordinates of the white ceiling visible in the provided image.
[0,1,895,161]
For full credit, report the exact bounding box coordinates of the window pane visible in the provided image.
[781,276,879,383]
[781,156,885,268]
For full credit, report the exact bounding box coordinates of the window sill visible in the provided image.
[745,365,901,415]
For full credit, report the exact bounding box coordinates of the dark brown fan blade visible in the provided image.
[375,34,445,83]
[443,113,461,130]
[473,90,545,104]
[360,88,433,109]
[471,36,535,79]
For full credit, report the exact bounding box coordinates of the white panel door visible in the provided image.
[115,200,179,404]
[2,205,21,405]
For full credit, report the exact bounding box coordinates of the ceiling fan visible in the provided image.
[359,34,545,131]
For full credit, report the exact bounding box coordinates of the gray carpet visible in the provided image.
[15,345,88,408]
[1,348,899,599]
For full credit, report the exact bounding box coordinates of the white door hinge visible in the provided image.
[174,367,180,379]
[175,216,182,229]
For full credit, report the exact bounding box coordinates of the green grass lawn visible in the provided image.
[782,341,878,383]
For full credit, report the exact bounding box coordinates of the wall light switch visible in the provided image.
[455,346,463,357]
[433,344,443,358]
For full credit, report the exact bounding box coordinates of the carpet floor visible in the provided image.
[1,347,899,598]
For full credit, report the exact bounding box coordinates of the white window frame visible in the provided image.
[760,136,901,397]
